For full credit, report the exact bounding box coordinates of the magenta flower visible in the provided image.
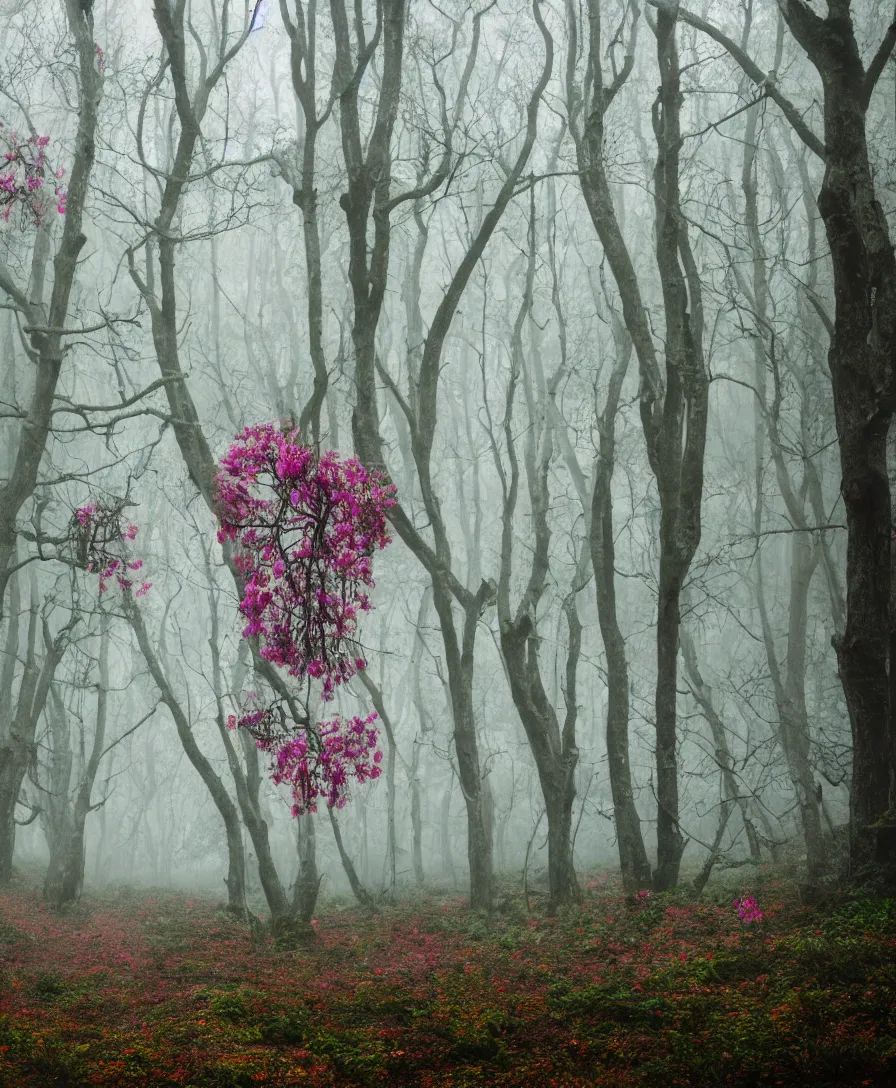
[215,423,395,693]
[217,424,395,816]
[733,896,764,924]
[0,123,66,226]
[71,501,150,598]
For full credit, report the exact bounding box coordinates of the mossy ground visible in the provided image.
[0,870,893,1086]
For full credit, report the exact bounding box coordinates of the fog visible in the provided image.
[1,0,892,923]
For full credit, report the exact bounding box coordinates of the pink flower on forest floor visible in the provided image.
[733,895,764,923]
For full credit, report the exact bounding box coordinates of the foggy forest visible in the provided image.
[0,0,895,1084]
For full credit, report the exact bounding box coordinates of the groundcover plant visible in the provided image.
[1,871,894,1087]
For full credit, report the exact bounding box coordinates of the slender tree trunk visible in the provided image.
[327,807,376,910]
[590,334,652,892]
[681,630,762,863]
[0,1,102,612]
[440,779,456,887]
[410,736,424,885]
[126,598,248,914]
[1,590,70,883]
[570,0,707,890]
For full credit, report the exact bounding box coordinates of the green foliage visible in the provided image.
[255,1006,307,1045]
[33,971,66,998]
[822,896,896,938]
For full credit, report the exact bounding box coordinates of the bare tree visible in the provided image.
[664,0,896,880]
[568,0,709,889]
[0,0,103,612]
[0,577,76,882]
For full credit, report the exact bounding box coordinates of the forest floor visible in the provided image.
[0,868,893,1087]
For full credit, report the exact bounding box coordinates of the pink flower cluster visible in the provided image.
[227,708,382,815]
[215,423,395,696]
[0,123,67,226]
[216,423,395,814]
[733,895,764,924]
[73,501,151,597]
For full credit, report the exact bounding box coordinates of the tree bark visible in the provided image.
[0,586,71,883]
[0,1,102,613]
[125,597,248,914]
[569,0,708,890]
[590,330,653,892]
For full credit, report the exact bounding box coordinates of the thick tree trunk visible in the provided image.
[431,582,494,910]
[648,7,709,890]
[654,563,687,890]
[0,760,28,883]
[771,0,896,880]
[236,730,291,921]
[292,813,321,924]
[500,621,580,911]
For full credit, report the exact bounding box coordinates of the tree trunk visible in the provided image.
[440,780,456,887]
[431,581,494,910]
[570,0,707,891]
[590,335,652,892]
[1,592,70,883]
[679,0,896,885]
[327,807,376,911]
[0,759,29,884]
[0,2,101,613]
[292,813,321,924]
[410,736,424,885]
[126,599,248,914]
[681,630,762,864]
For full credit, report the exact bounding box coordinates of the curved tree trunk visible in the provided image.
[590,331,653,893]
[0,0,102,614]
[327,807,376,911]
[569,0,707,890]
[126,598,248,914]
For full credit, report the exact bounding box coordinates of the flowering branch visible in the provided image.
[71,500,151,596]
[216,422,396,812]
[0,123,67,227]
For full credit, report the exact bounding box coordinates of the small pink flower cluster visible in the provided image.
[0,123,67,225]
[215,423,395,696]
[733,895,763,923]
[635,889,652,906]
[254,711,382,815]
[73,501,151,597]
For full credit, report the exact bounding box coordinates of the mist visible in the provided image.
[0,1,894,1084]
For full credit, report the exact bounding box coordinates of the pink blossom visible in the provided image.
[733,896,764,924]
[71,501,150,599]
[214,424,395,692]
[0,124,66,226]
